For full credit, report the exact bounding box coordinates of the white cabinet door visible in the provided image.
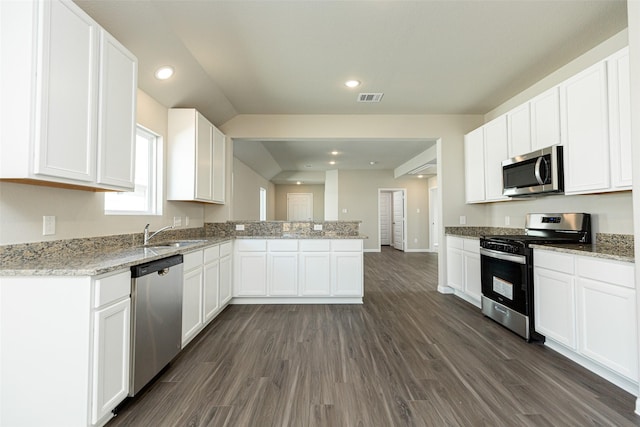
[332,252,363,296]
[483,115,509,201]
[577,277,637,381]
[219,255,232,305]
[561,62,610,194]
[534,267,576,348]
[234,253,267,296]
[463,250,481,303]
[299,252,331,296]
[212,127,226,203]
[35,0,98,183]
[607,48,632,190]
[268,252,299,296]
[464,127,485,203]
[446,237,464,291]
[195,113,213,201]
[96,30,137,190]
[181,266,204,347]
[91,298,130,424]
[507,103,531,157]
[203,258,220,323]
[530,87,561,151]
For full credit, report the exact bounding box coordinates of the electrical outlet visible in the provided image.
[416,208,420,213]
[173,216,182,227]
[342,208,348,213]
[314,224,323,231]
[414,238,418,243]
[505,215,511,226]
[236,224,245,231]
[459,215,467,225]
[43,216,56,235]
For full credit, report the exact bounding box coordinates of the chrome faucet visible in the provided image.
[143,223,174,245]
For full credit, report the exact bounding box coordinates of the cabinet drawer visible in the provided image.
[534,250,574,274]
[300,240,331,252]
[204,245,220,263]
[183,250,203,271]
[268,240,298,252]
[94,270,131,308]
[577,256,634,288]
[236,239,267,252]
[220,241,232,257]
[447,236,464,249]
[332,239,362,251]
[463,238,480,253]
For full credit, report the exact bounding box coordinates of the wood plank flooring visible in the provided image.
[108,247,640,426]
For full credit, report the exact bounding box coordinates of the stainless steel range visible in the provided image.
[480,213,591,341]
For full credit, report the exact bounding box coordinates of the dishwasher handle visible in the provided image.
[131,254,183,278]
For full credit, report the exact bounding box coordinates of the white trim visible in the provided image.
[230,297,363,305]
[438,285,455,294]
[544,338,638,396]
[377,188,407,252]
[405,249,431,253]
[364,248,381,253]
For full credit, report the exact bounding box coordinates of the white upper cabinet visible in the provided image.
[607,47,632,190]
[464,127,485,203]
[530,87,561,151]
[561,62,610,194]
[168,108,226,204]
[506,102,531,158]
[482,115,509,201]
[96,31,138,190]
[0,0,137,191]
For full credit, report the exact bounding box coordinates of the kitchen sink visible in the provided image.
[139,239,209,250]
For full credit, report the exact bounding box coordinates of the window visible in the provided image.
[259,187,267,221]
[105,126,161,215]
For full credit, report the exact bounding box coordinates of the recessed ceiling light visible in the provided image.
[417,175,424,179]
[296,181,302,185]
[329,161,336,165]
[345,80,361,88]
[331,151,338,155]
[305,164,312,168]
[155,66,174,80]
[369,161,378,165]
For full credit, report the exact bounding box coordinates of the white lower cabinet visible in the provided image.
[0,269,131,427]
[446,236,481,307]
[533,251,576,348]
[268,240,299,296]
[534,249,637,393]
[219,242,233,305]
[233,239,363,302]
[181,242,233,348]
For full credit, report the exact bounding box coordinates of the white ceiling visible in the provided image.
[74,0,628,182]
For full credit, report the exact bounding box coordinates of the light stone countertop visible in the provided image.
[0,237,231,277]
[529,243,634,263]
[235,234,367,239]
[0,234,367,277]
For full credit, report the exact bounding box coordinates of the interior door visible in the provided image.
[287,193,313,221]
[379,192,392,246]
[392,190,404,251]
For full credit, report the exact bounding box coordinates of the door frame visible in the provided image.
[377,188,407,252]
[429,185,439,252]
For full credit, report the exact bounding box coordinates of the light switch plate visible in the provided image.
[43,216,55,235]
[236,224,245,231]
[459,215,467,225]
[313,224,323,231]
[173,216,182,227]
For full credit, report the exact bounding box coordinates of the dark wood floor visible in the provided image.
[109,247,640,426]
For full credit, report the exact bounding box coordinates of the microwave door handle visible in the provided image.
[534,157,547,185]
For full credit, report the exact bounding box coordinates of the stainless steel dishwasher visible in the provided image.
[130,254,183,396]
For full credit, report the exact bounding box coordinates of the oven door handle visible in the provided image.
[480,247,526,265]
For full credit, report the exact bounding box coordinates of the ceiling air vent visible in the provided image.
[357,93,384,103]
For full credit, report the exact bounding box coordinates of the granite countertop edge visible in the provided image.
[529,243,634,263]
[1,234,367,277]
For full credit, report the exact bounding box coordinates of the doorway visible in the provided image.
[287,193,313,221]
[378,189,406,251]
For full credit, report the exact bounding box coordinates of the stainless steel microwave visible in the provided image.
[502,145,564,197]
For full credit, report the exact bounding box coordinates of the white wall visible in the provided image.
[337,170,430,252]
[274,184,324,221]
[0,90,205,245]
[231,157,276,221]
